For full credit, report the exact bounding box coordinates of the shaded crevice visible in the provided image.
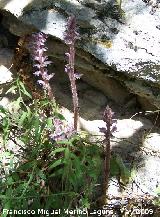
[0,11,19,48]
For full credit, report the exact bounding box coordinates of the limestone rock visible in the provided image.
[143,132,160,152]
[0,0,160,108]
[111,130,160,197]
[112,118,152,139]
[0,65,13,84]
[132,156,160,195]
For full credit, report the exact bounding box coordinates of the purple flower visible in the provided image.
[29,32,54,99]
[37,80,45,86]
[50,118,75,142]
[74,72,83,79]
[63,16,79,76]
[63,16,80,131]
[65,52,70,60]
[34,71,41,76]
[99,106,117,136]
[64,15,79,45]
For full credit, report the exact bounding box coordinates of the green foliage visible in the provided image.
[0,79,103,215]
[154,186,160,206]
[0,78,131,215]
[110,154,131,185]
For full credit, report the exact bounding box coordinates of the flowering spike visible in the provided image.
[64,15,79,45]
[100,105,117,205]
[29,32,54,100]
[63,16,81,131]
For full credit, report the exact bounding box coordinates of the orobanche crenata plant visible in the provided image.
[29,32,54,100]
[64,15,81,131]
[0,15,131,216]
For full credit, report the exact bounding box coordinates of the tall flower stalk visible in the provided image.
[99,106,117,205]
[64,15,80,131]
[29,32,54,100]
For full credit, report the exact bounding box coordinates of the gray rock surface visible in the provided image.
[0,48,13,69]
[0,65,12,84]
[0,48,15,113]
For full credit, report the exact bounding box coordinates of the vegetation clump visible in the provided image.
[0,16,131,216]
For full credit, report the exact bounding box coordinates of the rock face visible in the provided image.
[0,0,160,109]
[0,48,14,110]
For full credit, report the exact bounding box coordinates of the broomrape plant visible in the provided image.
[29,32,54,100]
[64,15,81,131]
[0,15,131,215]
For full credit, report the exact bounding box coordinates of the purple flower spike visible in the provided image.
[50,118,75,142]
[29,32,54,100]
[63,16,81,131]
[99,106,117,136]
[100,106,117,197]
[64,15,79,45]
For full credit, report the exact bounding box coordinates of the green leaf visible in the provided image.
[69,152,77,160]
[55,112,65,120]
[9,158,14,169]
[56,140,73,146]
[6,177,14,185]
[115,155,131,184]
[69,174,77,189]
[0,151,11,159]
[19,81,32,99]
[14,97,21,110]
[37,169,46,180]
[81,197,90,209]
[12,173,20,182]
[46,118,53,129]
[49,147,66,156]
[18,161,35,171]
[6,85,17,94]
[130,168,137,181]
[64,147,70,160]
[32,117,41,141]
[2,116,10,143]
[49,159,63,170]
[18,112,27,126]
[23,106,32,122]
[5,187,13,197]
[88,170,97,180]
[49,168,63,177]
[0,105,7,114]
[2,117,9,130]
[110,156,120,177]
